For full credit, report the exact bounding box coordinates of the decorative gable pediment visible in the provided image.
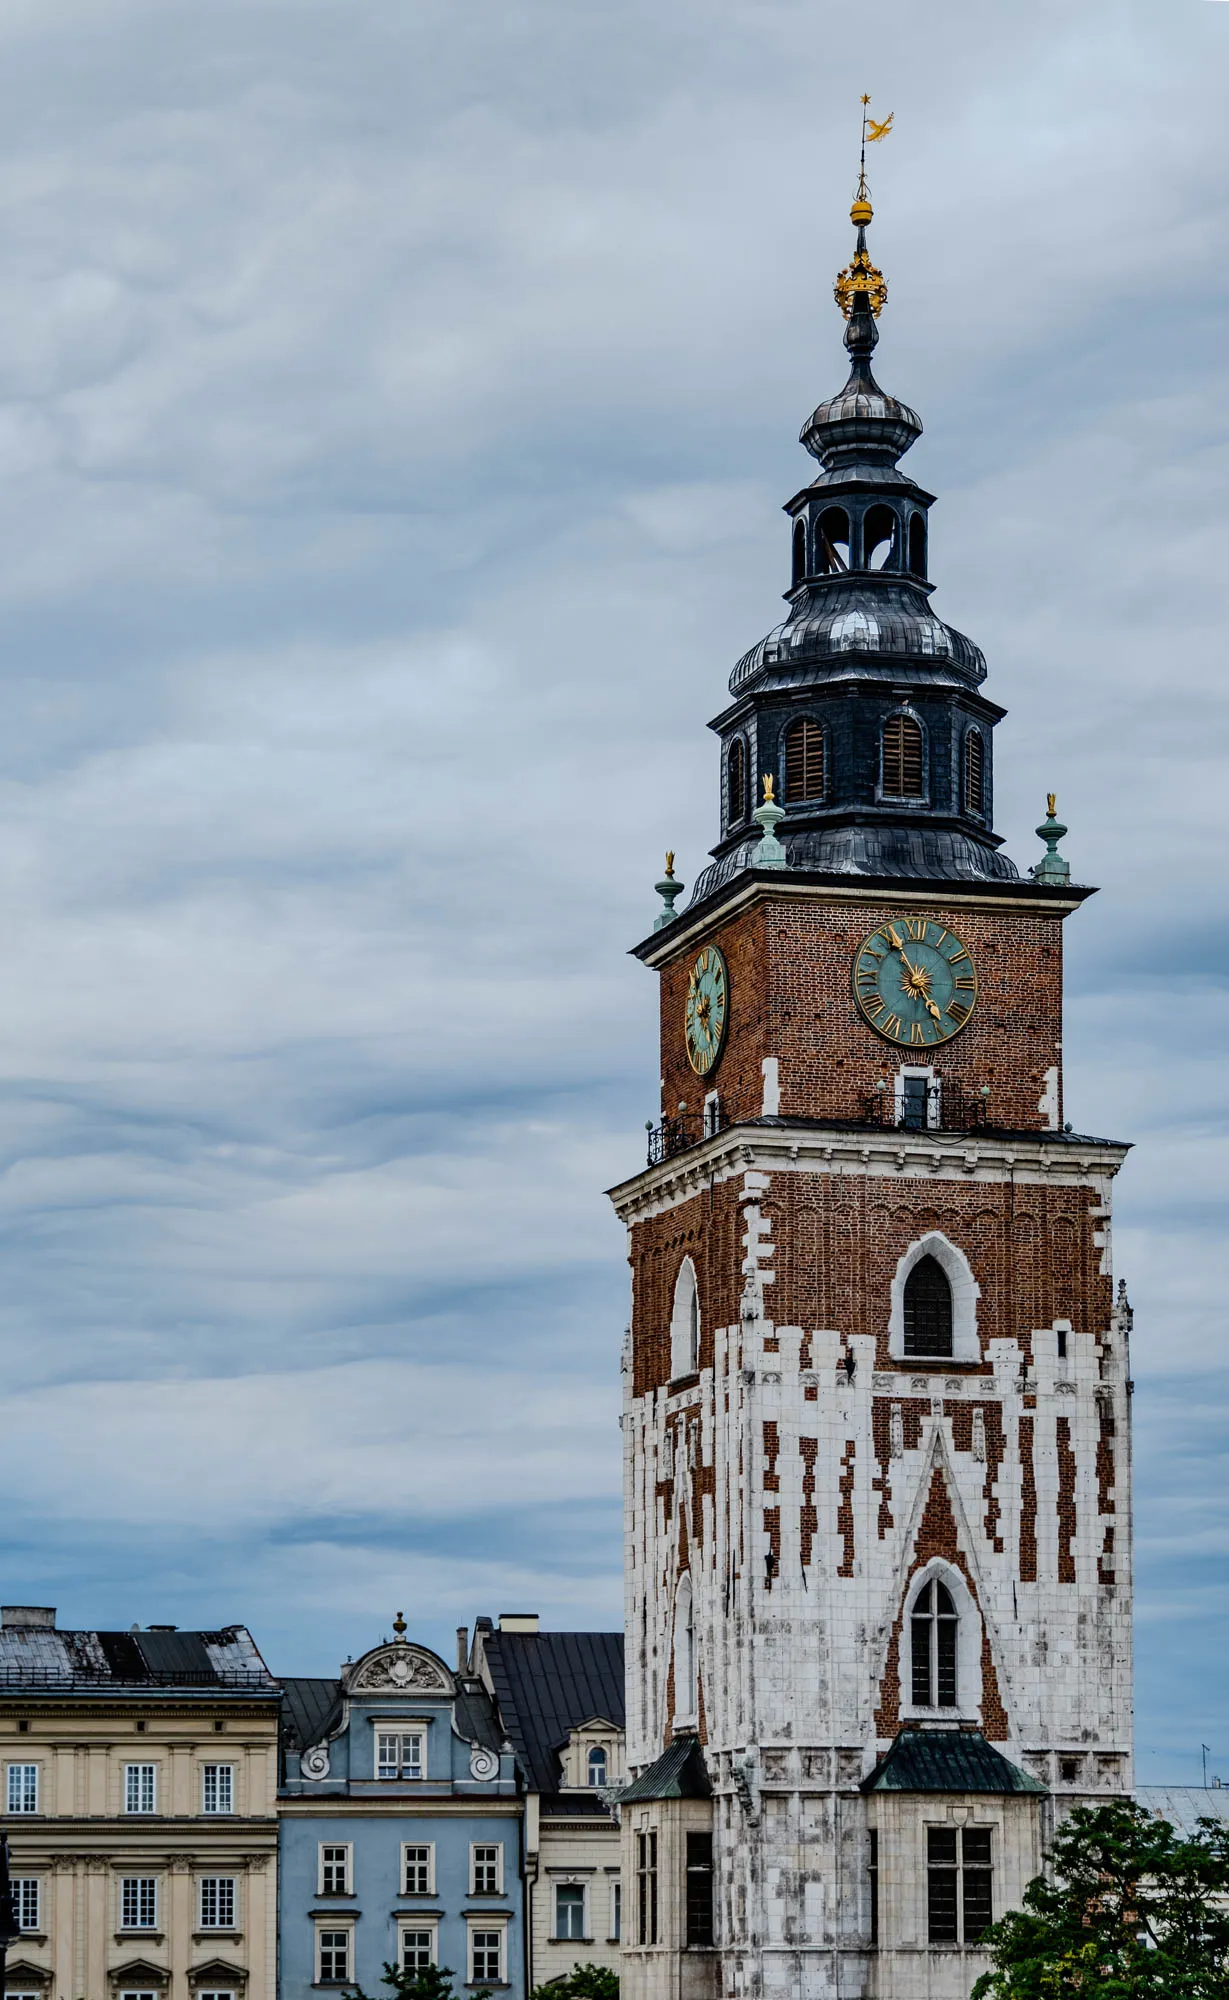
[345,1641,453,1696]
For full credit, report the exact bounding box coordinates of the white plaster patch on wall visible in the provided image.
[1038,1065,1060,1129]
[761,1056,780,1117]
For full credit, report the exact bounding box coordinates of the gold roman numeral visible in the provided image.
[910,1022,927,1045]
[905,916,927,940]
[862,994,885,1018]
[953,975,975,990]
[882,1014,902,1039]
[948,948,970,966]
[947,1001,970,1024]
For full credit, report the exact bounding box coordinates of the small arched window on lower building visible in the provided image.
[903,1254,953,1356]
[588,1745,608,1787]
[670,1259,700,1378]
[727,737,747,826]
[964,728,985,816]
[881,712,925,798]
[911,1578,959,1707]
[791,519,806,586]
[783,718,825,802]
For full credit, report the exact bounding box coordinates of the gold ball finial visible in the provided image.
[850,195,873,227]
[393,1611,407,1638]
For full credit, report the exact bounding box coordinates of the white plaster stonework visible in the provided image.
[344,1643,453,1695]
[887,1233,980,1362]
[615,1123,1134,2000]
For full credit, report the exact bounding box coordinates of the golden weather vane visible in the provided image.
[836,95,894,321]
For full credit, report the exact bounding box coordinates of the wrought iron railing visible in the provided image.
[645,1107,727,1166]
[644,1079,992,1165]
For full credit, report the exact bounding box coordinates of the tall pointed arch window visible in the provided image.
[964,729,985,816]
[911,1579,959,1707]
[670,1259,700,1380]
[674,1574,697,1720]
[783,719,825,803]
[903,1255,953,1357]
[727,738,747,826]
[882,713,924,798]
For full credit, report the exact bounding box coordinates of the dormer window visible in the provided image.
[376,1730,423,1780]
[588,1745,608,1787]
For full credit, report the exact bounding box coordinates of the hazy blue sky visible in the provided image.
[0,0,1224,1782]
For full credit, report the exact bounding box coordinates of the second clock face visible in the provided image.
[685,945,729,1076]
[853,916,978,1047]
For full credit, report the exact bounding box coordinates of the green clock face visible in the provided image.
[853,915,978,1048]
[685,945,729,1077]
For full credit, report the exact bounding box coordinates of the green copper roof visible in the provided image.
[861,1730,1046,1796]
[619,1735,712,1802]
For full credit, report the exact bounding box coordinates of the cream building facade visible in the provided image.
[471,1617,625,1989]
[0,1609,280,2000]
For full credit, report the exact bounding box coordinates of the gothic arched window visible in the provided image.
[882,713,925,798]
[863,503,897,571]
[791,519,806,586]
[727,737,747,826]
[783,719,825,803]
[670,1259,700,1379]
[588,1745,608,1787]
[903,1255,953,1357]
[817,507,850,572]
[964,729,985,816]
[675,1574,697,1719]
[908,513,927,578]
[911,1578,959,1707]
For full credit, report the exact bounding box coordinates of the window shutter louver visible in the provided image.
[882,714,924,798]
[783,720,825,802]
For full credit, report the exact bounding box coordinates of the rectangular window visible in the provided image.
[868,1830,879,1946]
[202,1763,234,1814]
[198,1992,237,2000]
[927,1826,992,1943]
[470,1929,503,1984]
[637,1831,658,1946]
[120,1878,158,1931]
[6,1765,37,1814]
[119,1992,159,2000]
[471,1844,501,1896]
[555,1885,585,1941]
[320,1845,352,1896]
[376,1731,423,1780]
[685,1832,713,1947]
[124,1764,157,1814]
[13,1879,39,1932]
[401,1929,435,1972]
[610,1880,621,1943]
[403,1845,434,1896]
[318,1930,351,1983]
[199,1878,237,1930]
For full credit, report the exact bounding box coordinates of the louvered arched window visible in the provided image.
[964,729,985,816]
[882,713,924,798]
[727,737,747,825]
[903,1255,953,1357]
[783,719,825,802]
[911,1579,959,1707]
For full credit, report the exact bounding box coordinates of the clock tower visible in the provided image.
[610,183,1133,2000]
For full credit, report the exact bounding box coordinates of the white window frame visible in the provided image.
[198,1991,237,2000]
[669,1258,700,1380]
[315,1922,354,1984]
[12,1877,40,1932]
[609,1878,621,1943]
[586,1744,608,1788]
[673,1573,697,1725]
[120,1876,158,1931]
[119,1991,159,2000]
[201,1762,234,1814]
[6,1764,38,1814]
[470,1841,503,1896]
[124,1762,158,1815]
[198,1875,237,1931]
[554,1881,587,1942]
[398,1920,439,1972]
[401,1842,436,1896]
[375,1729,424,1780]
[901,1560,983,1724]
[318,1842,353,1897]
[894,1064,940,1131]
[467,1918,506,1986]
[888,1232,980,1364]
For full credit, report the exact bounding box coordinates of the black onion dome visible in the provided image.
[730,578,987,699]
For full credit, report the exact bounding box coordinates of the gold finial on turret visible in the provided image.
[762,773,775,803]
[1047,793,1056,817]
[393,1611,407,1638]
[836,95,893,319]
[664,850,675,877]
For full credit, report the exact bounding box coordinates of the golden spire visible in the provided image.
[835,95,892,321]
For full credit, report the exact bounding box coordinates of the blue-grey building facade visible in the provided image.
[278,1631,524,2000]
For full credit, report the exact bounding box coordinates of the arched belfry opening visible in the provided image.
[791,519,806,586]
[863,503,896,571]
[903,1255,953,1357]
[816,507,849,572]
[908,511,927,578]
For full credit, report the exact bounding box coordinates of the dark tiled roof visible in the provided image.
[483,1631,624,1796]
[619,1737,711,1803]
[454,1683,504,1755]
[862,1730,1046,1795]
[280,1676,341,1752]
[0,1625,276,1692]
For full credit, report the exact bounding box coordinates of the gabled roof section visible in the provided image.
[482,1630,624,1796]
[861,1729,1046,1795]
[619,1735,711,1803]
[279,1676,342,1752]
[0,1624,277,1693]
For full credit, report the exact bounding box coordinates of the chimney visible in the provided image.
[2,1608,55,1629]
[456,1626,469,1673]
[498,1613,539,1634]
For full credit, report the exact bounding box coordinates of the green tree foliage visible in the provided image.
[346,1964,490,2000]
[972,1801,1229,1999]
[530,1964,619,2000]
